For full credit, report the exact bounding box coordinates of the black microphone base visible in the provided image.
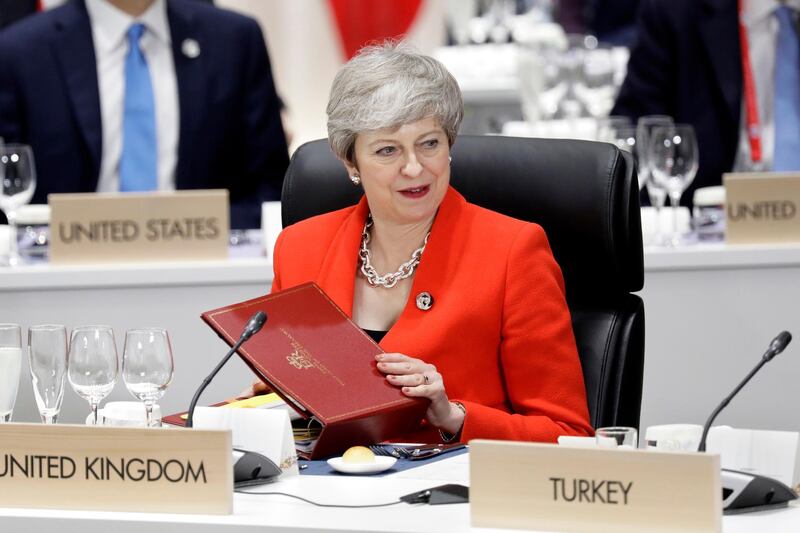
[722,468,798,514]
[233,448,282,488]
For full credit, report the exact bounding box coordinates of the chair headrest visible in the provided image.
[282,135,644,297]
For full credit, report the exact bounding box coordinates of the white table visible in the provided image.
[0,453,797,532]
[2,243,800,435]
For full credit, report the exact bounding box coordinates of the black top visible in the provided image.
[363,329,387,344]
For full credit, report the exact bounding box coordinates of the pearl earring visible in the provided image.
[350,174,361,186]
[449,156,452,163]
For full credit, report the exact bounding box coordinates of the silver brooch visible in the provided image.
[415,292,434,311]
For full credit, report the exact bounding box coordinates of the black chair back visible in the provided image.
[282,135,645,429]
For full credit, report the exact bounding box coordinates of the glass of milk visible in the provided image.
[0,323,23,422]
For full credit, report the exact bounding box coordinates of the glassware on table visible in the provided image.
[68,326,118,425]
[595,115,631,143]
[0,144,37,267]
[28,324,68,424]
[598,124,649,187]
[0,323,23,422]
[596,426,639,449]
[574,40,617,119]
[518,39,565,123]
[648,124,699,247]
[122,328,174,427]
[636,115,673,244]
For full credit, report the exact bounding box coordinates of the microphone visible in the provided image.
[697,331,791,452]
[185,310,267,428]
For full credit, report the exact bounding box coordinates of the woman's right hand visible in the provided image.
[238,380,271,399]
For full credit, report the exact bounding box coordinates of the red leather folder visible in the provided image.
[200,282,428,459]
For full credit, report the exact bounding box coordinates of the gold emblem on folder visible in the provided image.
[287,349,314,370]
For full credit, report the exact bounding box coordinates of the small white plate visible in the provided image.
[327,456,397,474]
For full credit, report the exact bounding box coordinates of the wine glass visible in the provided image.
[637,115,673,243]
[595,115,631,143]
[123,328,174,427]
[598,125,647,189]
[574,41,617,119]
[68,326,118,425]
[648,124,699,247]
[0,323,23,422]
[28,324,68,424]
[0,144,37,266]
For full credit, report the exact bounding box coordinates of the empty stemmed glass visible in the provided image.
[123,328,174,427]
[574,40,617,119]
[0,323,23,422]
[28,324,68,424]
[0,144,37,266]
[68,326,118,425]
[637,115,673,243]
[648,124,699,247]
[598,125,647,188]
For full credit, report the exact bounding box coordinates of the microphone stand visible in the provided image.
[697,332,791,452]
[694,331,796,513]
[697,357,769,452]
[185,336,248,428]
[186,310,267,428]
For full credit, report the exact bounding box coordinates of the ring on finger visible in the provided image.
[423,374,430,384]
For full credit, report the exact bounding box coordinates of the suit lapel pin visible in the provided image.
[415,292,434,311]
[181,38,200,59]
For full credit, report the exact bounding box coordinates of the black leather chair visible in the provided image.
[281,135,645,430]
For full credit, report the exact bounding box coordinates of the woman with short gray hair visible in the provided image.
[270,42,592,444]
[327,43,463,166]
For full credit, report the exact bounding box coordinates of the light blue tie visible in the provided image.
[773,6,800,171]
[120,23,157,191]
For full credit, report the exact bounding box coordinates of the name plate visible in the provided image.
[0,423,232,515]
[724,172,800,244]
[49,190,229,263]
[470,440,721,533]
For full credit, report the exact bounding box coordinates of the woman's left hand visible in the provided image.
[375,352,465,436]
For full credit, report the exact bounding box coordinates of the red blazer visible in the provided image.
[272,186,593,443]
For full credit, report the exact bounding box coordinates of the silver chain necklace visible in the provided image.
[359,214,430,289]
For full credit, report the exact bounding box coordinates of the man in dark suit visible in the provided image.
[0,0,38,30]
[613,0,800,208]
[611,0,742,207]
[0,0,288,228]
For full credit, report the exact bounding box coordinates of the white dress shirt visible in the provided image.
[86,0,179,192]
[734,0,800,171]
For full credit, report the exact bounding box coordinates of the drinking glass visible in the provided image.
[0,144,37,266]
[28,324,68,424]
[648,124,699,247]
[598,125,648,190]
[518,40,566,123]
[68,326,118,425]
[595,115,631,143]
[122,328,174,427]
[0,323,23,422]
[574,41,617,119]
[596,427,638,449]
[636,116,673,243]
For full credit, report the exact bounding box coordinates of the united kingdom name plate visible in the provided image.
[0,423,232,514]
